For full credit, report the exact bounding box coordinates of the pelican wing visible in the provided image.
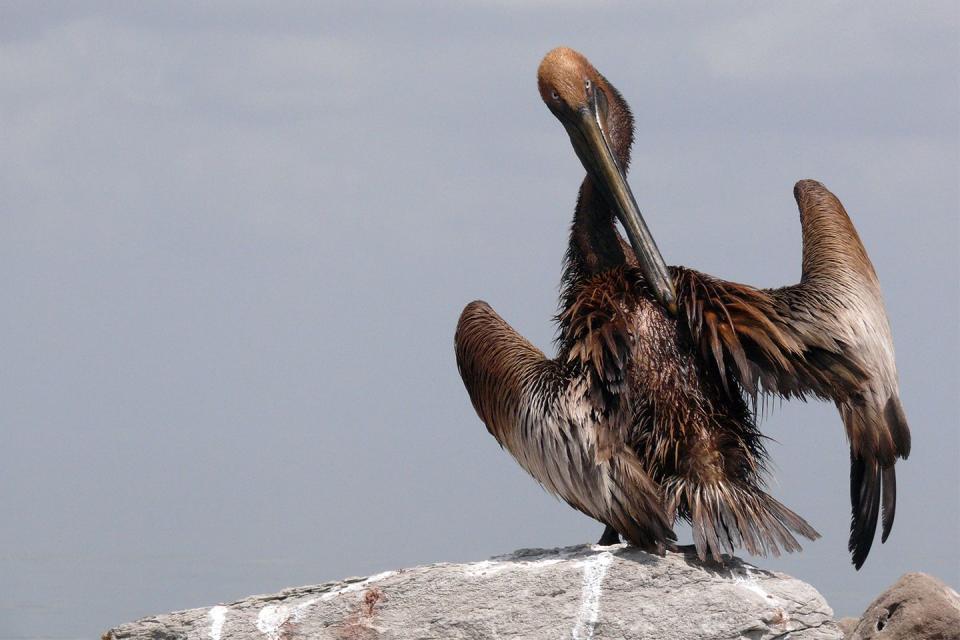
[454,300,674,548]
[675,180,910,568]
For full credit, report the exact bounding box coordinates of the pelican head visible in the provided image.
[537,47,677,313]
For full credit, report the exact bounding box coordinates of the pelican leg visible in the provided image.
[667,542,698,555]
[597,525,620,546]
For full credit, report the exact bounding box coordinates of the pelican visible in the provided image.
[455,47,910,568]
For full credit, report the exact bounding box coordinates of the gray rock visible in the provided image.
[845,572,960,640]
[103,544,841,640]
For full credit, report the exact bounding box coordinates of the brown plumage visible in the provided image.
[671,181,911,568]
[455,47,909,569]
[455,299,675,551]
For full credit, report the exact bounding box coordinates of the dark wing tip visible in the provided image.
[880,465,897,543]
[884,395,912,460]
[846,393,909,567]
[848,455,882,570]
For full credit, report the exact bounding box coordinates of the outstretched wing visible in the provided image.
[675,180,910,568]
[454,300,674,548]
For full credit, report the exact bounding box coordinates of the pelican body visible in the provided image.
[455,47,910,568]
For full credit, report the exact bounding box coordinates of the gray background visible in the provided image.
[1,2,957,638]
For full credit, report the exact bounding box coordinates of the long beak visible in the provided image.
[565,91,677,313]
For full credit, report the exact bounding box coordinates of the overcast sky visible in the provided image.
[1,2,957,638]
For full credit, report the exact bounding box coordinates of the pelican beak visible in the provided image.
[563,90,677,313]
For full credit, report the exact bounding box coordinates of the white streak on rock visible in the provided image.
[464,557,564,577]
[208,605,227,640]
[256,604,290,640]
[571,551,613,640]
[739,577,770,599]
[945,585,960,602]
[737,567,775,601]
[292,597,319,622]
[527,558,563,569]
[590,542,626,552]
[320,570,396,601]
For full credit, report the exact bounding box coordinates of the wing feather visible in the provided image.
[454,300,674,548]
[674,180,910,568]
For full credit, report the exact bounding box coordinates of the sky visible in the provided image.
[0,2,957,638]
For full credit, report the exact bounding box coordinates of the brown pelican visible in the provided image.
[455,47,910,568]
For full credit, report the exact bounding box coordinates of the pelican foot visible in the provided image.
[667,543,729,568]
[667,543,698,555]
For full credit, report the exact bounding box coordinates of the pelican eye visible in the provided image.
[551,90,560,101]
[584,79,592,91]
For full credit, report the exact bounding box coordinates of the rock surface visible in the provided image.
[103,544,841,640]
[844,572,960,640]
